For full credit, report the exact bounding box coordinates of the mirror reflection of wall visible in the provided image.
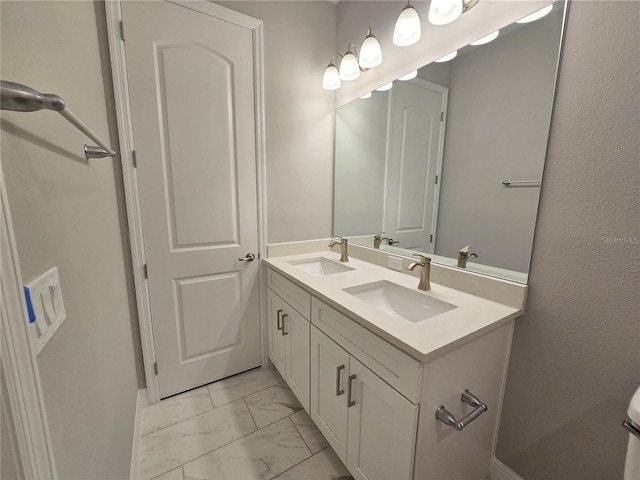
[334,5,565,282]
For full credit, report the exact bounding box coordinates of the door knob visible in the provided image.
[239,253,256,262]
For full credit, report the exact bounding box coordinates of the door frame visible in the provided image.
[105,0,267,404]
[1,176,58,479]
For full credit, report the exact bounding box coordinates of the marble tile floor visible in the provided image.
[138,366,353,480]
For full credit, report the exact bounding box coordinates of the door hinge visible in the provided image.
[132,150,137,168]
[440,111,444,122]
[430,234,433,243]
[435,175,438,185]
[153,362,158,375]
[143,264,148,279]
[119,20,125,41]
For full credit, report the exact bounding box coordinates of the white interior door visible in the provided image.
[121,0,261,398]
[384,79,447,253]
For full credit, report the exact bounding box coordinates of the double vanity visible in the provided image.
[264,242,527,480]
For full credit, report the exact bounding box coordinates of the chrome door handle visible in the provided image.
[347,374,357,407]
[276,309,283,331]
[336,365,345,396]
[239,253,256,261]
[281,313,288,336]
[435,390,487,431]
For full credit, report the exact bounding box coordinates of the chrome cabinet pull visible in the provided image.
[239,253,256,261]
[276,309,283,331]
[335,365,345,396]
[623,420,640,440]
[347,374,357,407]
[435,390,487,431]
[281,313,288,336]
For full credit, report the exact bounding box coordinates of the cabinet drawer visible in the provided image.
[312,298,422,403]
[267,269,311,319]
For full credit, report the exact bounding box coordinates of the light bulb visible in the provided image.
[359,29,383,69]
[359,92,372,99]
[339,50,360,81]
[428,0,462,25]
[393,3,421,47]
[516,4,553,24]
[470,30,499,46]
[399,70,418,81]
[322,63,341,90]
[435,50,457,63]
[376,82,393,92]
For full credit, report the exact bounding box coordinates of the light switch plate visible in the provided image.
[24,267,66,355]
[388,256,403,271]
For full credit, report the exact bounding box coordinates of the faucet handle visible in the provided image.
[413,253,431,264]
[336,236,348,244]
[459,245,473,255]
[374,232,385,239]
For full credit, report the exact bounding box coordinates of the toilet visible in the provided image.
[624,386,640,480]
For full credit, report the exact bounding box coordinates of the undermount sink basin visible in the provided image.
[289,257,354,277]
[344,280,457,323]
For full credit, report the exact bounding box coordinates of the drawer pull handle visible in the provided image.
[276,309,283,331]
[281,313,288,336]
[335,365,345,396]
[347,374,357,407]
[435,390,487,431]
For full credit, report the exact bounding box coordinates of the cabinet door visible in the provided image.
[267,289,286,377]
[347,358,418,480]
[284,307,310,412]
[310,326,350,463]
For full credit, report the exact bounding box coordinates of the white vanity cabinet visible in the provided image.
[311,326,418,480]
[266,269,310,411]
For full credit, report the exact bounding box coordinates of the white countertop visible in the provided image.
[265,251,523,362]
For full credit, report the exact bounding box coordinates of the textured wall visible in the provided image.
[0,1,140,478]
[496,2,640,478]
[218,1,337,243]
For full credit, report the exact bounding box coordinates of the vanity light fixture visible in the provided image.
[322,54,342,90]
[340,44,361,81]
[399,70,418,81]
[516,4,553,23]
[376,82,393,92]
[393,1,421,47]
[359,92,372,99]
[435,50,458,62]
[470,30,499,46]
[428,0,480,26]
[359,28,383,69]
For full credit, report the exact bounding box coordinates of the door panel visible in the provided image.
[267,290,286,377]
[122,0,261,398]
[310,326,350,463]
[347,358,418,480]
[285,308,310,412]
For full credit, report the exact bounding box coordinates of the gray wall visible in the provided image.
[0,1,140,478]
[496,2,640,478]
[218,1,337,244]
[435,12,562,273]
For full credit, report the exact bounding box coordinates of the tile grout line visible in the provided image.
[141,404,214,438]
[243,397,259,430]
[271,443,334,480]
[288,411,314,453]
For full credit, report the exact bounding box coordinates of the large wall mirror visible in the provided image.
[334,1,567,283]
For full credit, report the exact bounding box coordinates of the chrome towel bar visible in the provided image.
[623,420,640,440]
[502,179,541,187]
[1,80,117,160]
[435,390,487,431]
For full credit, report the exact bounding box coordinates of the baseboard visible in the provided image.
[130,389,148,480]
[489,457,524,480]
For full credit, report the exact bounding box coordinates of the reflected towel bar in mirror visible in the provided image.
[0,80,117,160]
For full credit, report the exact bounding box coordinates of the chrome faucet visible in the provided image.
[373,232,399,249]
[328,236,349,262]
[406,254,431,291]
[457,245,478,268]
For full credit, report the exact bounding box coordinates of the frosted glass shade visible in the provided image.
[359,32,382,69]
[517,4,553,23]
[340,52,360,81]
[399,70,418,81]
[435,50,458,63]
[428,0,462,25]
[470,30,499,46]
[322,64,341,90]
[393,4,421,47]
[359,92,372,99]
[376,82,393,92]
